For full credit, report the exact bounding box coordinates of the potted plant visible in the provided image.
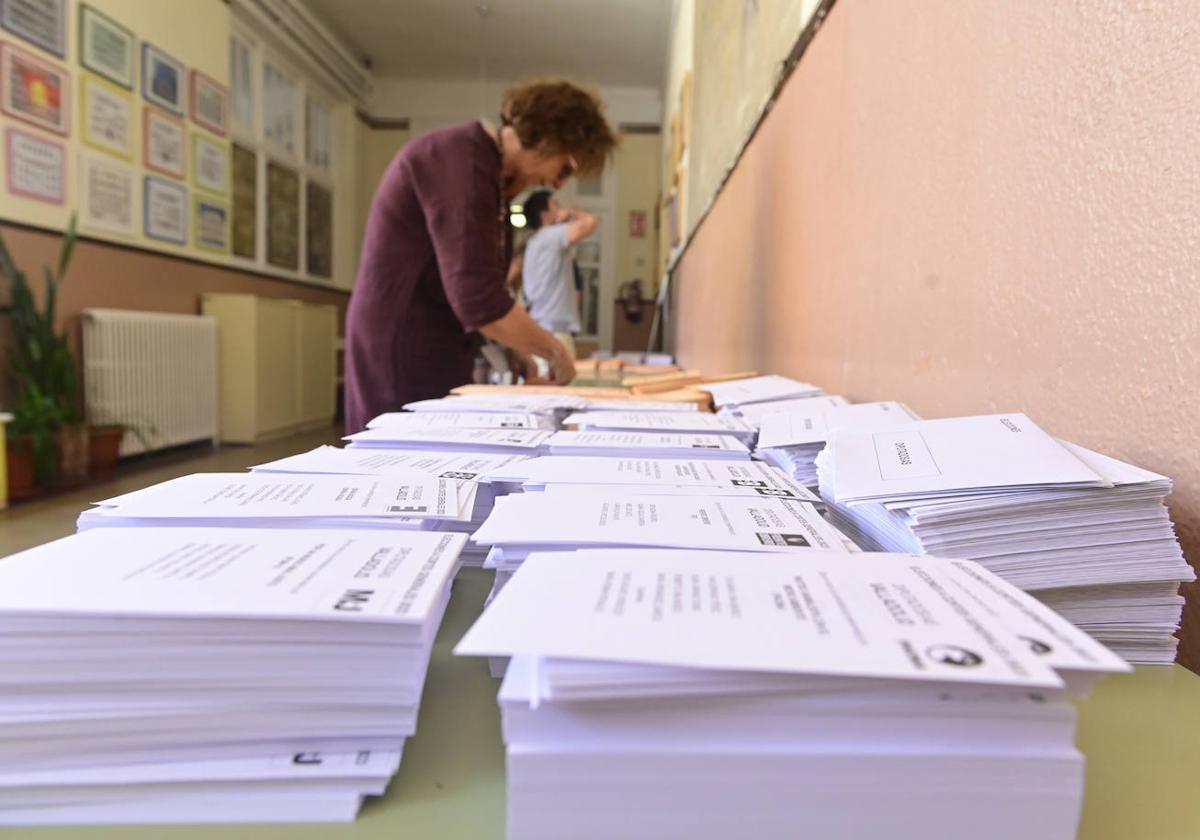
[0,215,84,493]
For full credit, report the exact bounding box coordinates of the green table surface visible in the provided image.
[12,567,1200,840]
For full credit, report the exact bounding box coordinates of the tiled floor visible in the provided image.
[0,426,343,557]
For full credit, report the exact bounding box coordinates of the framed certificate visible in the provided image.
[143,105,184,178]
[194,196,229,252]
[6,126,64,203]
[231,142,256,259]
[189,69,227,136]
[78,3,132,89]
[1,0,66,58]
[141,41,183,115]
[81,73,132,159]
[0,41,68,134]
[79,151,135,235]
[191,132,228,195]
[266,160,299,269]
[143,174,187,244]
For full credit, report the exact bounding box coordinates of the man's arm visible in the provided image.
[563,208,598,244]
[479,302,575,386]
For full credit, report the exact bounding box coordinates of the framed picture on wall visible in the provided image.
[305,180,331,278]
[189,69,227,136]
[266,159,299,270]
[144,174,187,244]
[79,151,135,235]
[6,126,65,204]
[143,105,184,178]
[194,196,228,252]
[191,132,227,195]
[78,4,133,89]
[141,41,183,114]
[231,142,256,259]
[81,74,132,159]
[0,41,68,134]
[1,0,66,58]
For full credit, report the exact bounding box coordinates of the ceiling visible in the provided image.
[298,0,672,87]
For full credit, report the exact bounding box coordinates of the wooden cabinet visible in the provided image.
[201,294,337,443]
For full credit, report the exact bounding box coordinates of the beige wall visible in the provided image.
[670,0,1200,667]
[614,132,660,297]
[356,125,410,270]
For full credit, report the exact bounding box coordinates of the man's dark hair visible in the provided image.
[523,190,553,230]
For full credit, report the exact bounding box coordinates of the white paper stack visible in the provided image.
[545,431,750,460]
[486,455,817,504]
[345,427,552,455]
[701,374,823,409]
[756,401,921,485]
[721,394,850,427]
[0,527,465,825]
[562,411,757,447]
[76,473,475,538]
[456,549,1127,840]
[249,446,532,568]
[817,413,1195,663]
[366,411,555,431]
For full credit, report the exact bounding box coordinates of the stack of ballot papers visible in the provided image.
[701,374,823,409]
[345,427,552,455]
[456,549,1127,840]
[485,455,817,503]
[756,401,921,485]
[0,527,466,825]
[562,411,757,447]
[721,393,849,427]
[76,473,476,540]
[545,431,750,460]
[249,446,532,567]
[817,413,1195,663]
[365,411,555,431]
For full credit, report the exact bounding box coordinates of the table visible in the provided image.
[19,568,1200,840]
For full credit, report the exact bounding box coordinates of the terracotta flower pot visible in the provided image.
[5,438,40,501]
[88,425,125,480]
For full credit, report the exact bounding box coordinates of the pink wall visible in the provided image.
[671,1,1200,666]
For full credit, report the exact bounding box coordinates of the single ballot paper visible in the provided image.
[825,414,1108,502]
[0,527,465,626]
[546,431,750,460]
[562,411,755,441]
[365,411,551,430]
[471,493,852,553]
[757,401,919,448]
[345,427,552,453]
[702,375,823,408]
[496,456,817,501]
[251,445,530,482]
[456,549,1078,691]
[80,472,461,521]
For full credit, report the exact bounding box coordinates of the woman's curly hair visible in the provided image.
[500,79,618,174]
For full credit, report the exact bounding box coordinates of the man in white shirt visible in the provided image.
[521,190,597,363]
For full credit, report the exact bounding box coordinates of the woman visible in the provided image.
[344,79,617,432]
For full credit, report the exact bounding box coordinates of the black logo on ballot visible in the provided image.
[925,645,984,668]
[731,479,794,498]
[756,533,810,547]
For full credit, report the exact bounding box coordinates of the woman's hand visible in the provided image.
[546,338,576,386]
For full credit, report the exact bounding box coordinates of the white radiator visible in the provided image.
[82,309,219,456]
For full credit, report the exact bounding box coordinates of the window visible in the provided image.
[228,30,336,285]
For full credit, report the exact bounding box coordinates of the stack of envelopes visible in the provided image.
[817,413,1194,663]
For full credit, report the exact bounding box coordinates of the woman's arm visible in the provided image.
[479,303,575,386]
